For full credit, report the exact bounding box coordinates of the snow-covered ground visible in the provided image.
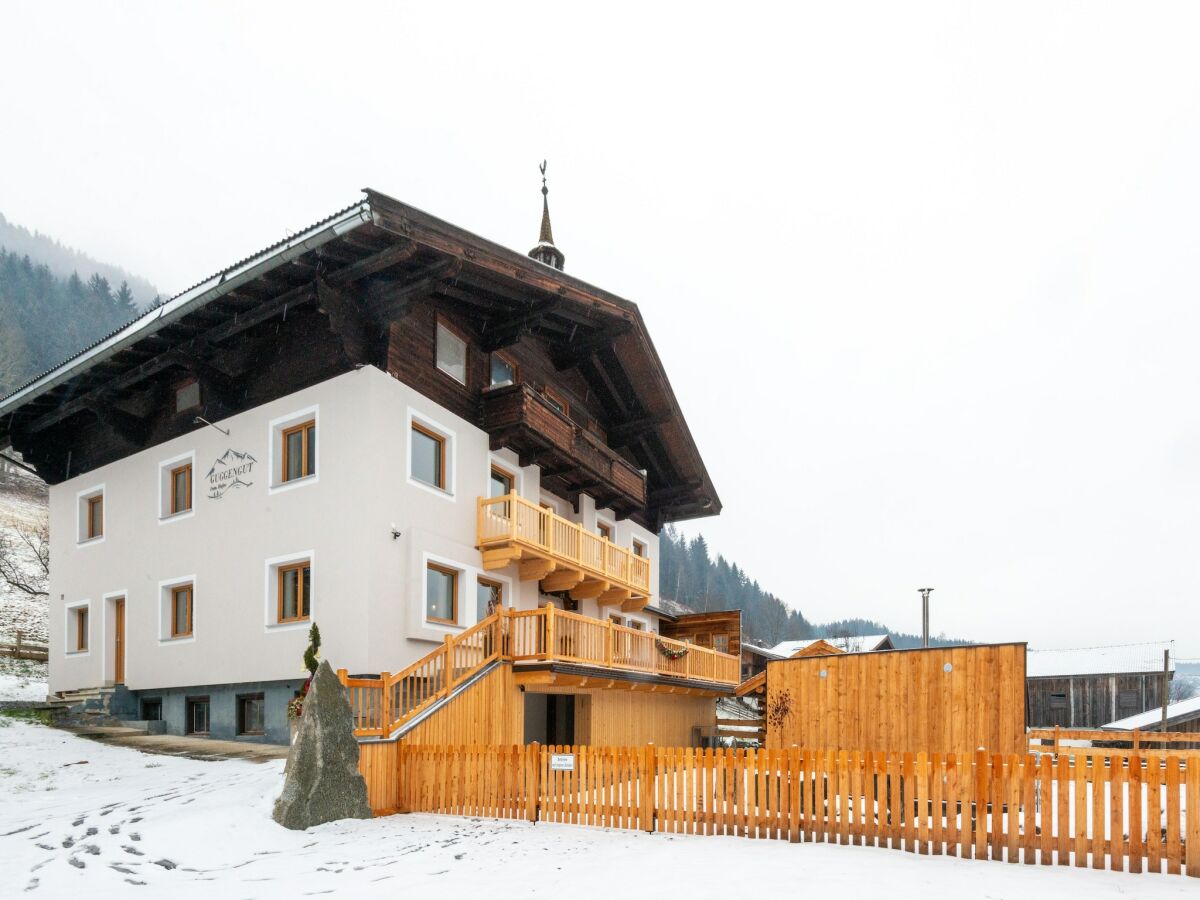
[0,471,48,645]
[0,660,48,700]
[1,721,1193,899]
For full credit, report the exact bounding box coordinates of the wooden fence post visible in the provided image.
[641,744,656,833]
[527,742,541,823]
[336,667,348,685]
[443,634,454,696]
[379,672,391,732]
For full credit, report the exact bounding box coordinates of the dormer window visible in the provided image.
[436,321,467,385]
[489,354,517,388]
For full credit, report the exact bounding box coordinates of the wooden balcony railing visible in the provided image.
[477,492,651,602]
[339,606,740,739]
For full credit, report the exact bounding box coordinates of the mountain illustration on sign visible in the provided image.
[207,448,257,499]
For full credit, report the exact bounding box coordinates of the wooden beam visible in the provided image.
[482,547,522,570]
[569,579,609,602]
[479,299,560,352]
[550,322,634,370]
[540,567,584,592]
[518,557,557,581]
[597,587,632,606]
[316,275,376,366]
[608,413,670,448]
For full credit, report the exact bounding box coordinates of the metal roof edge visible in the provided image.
[0,201,372,420]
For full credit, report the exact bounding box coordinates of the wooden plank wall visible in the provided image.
[401,664,523,746]
[766,643,1026,756]
[569,689,716,746]
[660,611,742,657]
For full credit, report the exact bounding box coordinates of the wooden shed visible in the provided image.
[1025,642,1173,728]
[764,642,1026,756]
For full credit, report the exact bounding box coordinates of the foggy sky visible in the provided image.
[3,2,1199,656]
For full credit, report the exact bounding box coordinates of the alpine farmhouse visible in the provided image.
[0,184,736,745]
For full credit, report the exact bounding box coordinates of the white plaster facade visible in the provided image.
[48,365,661,694]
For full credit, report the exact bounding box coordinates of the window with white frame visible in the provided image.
[65,601,90,653]
[266,554,315,628]
[435,321,467,385]
[77,486,104,543]
[270,407,318,490]
[159,577,196,642]
[159,453,195,520]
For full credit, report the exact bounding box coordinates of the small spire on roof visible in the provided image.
[529,160,565,271]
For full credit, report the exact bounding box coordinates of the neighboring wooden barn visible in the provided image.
[765,642,1026,756]
[1025,642,1173,728]
[1101,694,1200,749]
[659,610,741,658]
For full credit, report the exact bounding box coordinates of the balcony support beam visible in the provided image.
[598,587,632,606]
[482,547,522,570]
[519,557,557,581]
[541,567,584,593]
[570,579,611,602]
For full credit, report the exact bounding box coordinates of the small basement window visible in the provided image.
[186,697,210,735]
[141,698,162,721]
[237,693,265,736]
[436,321,467,385]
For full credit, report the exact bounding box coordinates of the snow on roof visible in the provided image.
[742,642,784,658]
[1026,642,1175,678]
[1102,694,1200,731]
[770,635,891,656]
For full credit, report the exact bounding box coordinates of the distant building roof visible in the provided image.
[1102,694,1200,731]
[1026,642,1175,679]
[741,642,785,659]
[770,634,893,656]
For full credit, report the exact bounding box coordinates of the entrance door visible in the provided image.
[523,693,576,744]
[113,598,126,684]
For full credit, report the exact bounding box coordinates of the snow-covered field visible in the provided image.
[0,661,48,701]
[1,721,1193,899]
[0,471,48,644]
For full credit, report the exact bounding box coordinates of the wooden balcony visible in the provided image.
[482,383,646,516]
[341,607,741,738]
[478,492,650,610]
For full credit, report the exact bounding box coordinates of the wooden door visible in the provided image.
[114,598,125,683]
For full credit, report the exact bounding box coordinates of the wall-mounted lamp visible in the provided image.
[390,522,401,540]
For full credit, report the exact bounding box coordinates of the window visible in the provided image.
[489,353,517,388]
[141,698,162,721]
[186,697,210,735]
[543,387,569,416]
[1049,692,1068,710]
[609,614,623,626]
[436,321,467,384]
[278,562,312,623]
[489,465,513,499]
[237,693,265,736]
[86,496,103,540]
[412,423,446,489]
[476,577,502,621]
[281,420,316,482]
[627,620,645,631]
[175,379,201,412]
[597,522,612,542]
[170,463,193,515]
[171,585,193,638]
[426,563,458,624]
[632,539,646,557]
[75,607,89,652]
[694,632,712,647]
[714,634,731,654]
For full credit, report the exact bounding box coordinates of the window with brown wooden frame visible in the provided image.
[597,521,612,542]
[627,619,645,631]
[74,607,89,652]
[170,463,193,515]
[543,387,569,417]
[170,584,193,638]
[86,494,103,540]
[435,319,468,385]
[426,562,458,624]
[608,613,623,626]
[476,576,503,621]
[632,538,646,557]
[489,465,513,499]
[277,561,312,623]
[489,352,517,388]
[281,420,316,482]
[411,422,447,490]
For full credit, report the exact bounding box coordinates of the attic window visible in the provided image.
[175,379,201,413]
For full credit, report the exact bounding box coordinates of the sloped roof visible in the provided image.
[770,634,892,656]
[1102,694,1200,731]
[741,642,785,659]
[1026,642,1174,678]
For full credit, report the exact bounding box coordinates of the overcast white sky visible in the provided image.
[3,2,1199,656]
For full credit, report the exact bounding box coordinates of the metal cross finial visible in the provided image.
[540,160,548,194]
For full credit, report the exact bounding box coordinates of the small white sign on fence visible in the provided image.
[549,753,575,772]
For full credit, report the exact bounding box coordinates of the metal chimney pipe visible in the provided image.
[918,588,934,648]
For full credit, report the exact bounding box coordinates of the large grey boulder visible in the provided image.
[272,660,373,830]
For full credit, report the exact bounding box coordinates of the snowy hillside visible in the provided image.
[0,466,48,644]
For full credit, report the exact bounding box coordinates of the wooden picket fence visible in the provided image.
[387,744,1199,877]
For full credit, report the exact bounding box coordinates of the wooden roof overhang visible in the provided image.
[514,661,734,697]
[0,190,719,525]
